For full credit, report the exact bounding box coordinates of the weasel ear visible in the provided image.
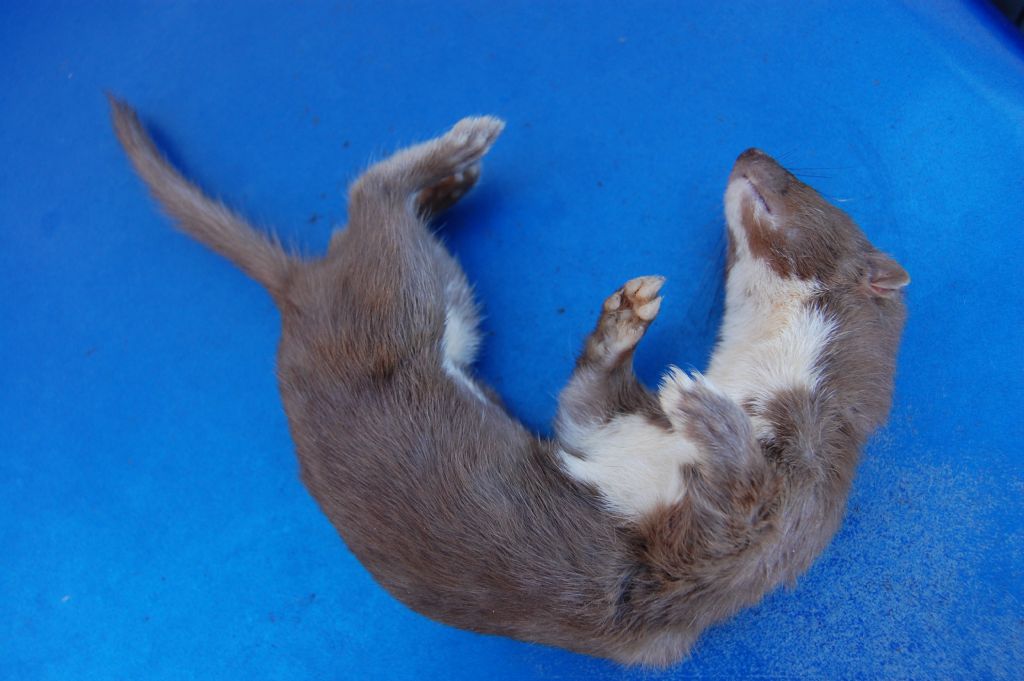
[866,251,910,298]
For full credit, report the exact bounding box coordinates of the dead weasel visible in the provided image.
[109,99,908,667]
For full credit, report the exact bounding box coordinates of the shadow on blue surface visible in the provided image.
[2,1,1022,678]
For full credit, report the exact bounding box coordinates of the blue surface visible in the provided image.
[3,1,1023,678]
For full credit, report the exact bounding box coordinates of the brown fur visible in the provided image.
[110,100,907,666]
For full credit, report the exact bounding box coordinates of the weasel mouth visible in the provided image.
[743,175,772,215]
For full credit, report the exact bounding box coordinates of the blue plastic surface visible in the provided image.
[3,1,1023,678]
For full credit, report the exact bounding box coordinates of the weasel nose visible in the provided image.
[737,148,767,162]
[731,148,789,191]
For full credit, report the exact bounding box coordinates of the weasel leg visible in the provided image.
[638,371,779,568]
[556,275,666,437]
[348,116,504,218]
[325,117,503,383]
[555,277,697,518]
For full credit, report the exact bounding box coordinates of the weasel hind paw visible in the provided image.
[417,163,481,216]
[440,116,505,171]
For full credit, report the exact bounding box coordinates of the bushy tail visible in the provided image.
[108,94,297,297]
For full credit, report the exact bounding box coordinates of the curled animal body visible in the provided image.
[110,99,907,666]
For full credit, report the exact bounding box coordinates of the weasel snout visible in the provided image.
[729,148,796,211]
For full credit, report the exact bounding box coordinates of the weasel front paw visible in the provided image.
[584,275,665,368]
[659,369,752,455]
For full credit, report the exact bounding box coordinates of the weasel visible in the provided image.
[109,98,908,666]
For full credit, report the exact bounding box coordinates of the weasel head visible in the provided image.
[724,148,909,300]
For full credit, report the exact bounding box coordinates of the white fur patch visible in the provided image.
[710,180,835,438]
[557,414,700,518]
[441,297,480,368]
[441,298,487,402]
[443,359,488,402]
[725,177,774,237]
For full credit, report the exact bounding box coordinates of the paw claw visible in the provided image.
[585,276,667,366]
[603,291,623,312]
[635,296,663,321]
[624,275,666,300]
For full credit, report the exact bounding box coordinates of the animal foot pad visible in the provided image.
[439,116,505,173]
[417,164,481,216]
[586,275,665,367]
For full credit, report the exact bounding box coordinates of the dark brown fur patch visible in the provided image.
[740,198,794,278]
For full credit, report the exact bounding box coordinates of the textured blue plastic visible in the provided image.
[3,1,1022,678]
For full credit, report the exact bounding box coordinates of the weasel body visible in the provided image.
[111,100,907,666]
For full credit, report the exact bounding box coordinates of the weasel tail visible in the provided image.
[108,95,297,299]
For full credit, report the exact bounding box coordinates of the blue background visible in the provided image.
[3,1,1022,678]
